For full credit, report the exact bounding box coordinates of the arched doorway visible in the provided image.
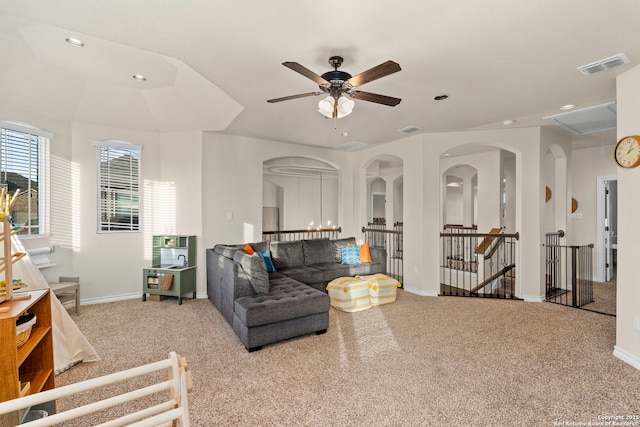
[263,156,339,231]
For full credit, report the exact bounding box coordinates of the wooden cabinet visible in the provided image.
[0,289,54,425]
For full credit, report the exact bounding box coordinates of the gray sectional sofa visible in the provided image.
[206,237,386,351]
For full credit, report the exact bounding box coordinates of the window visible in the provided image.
[97,141,141,233]
[0,121,52,236]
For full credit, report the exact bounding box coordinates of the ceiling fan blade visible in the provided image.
[267,92,323,103]
[346,60,401,87]
[350,91,401,106]
[282,62,329,86]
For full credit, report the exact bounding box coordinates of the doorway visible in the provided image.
[596,176,617,283]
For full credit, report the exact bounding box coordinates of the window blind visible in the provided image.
[0,125,49,236]
[97,143,141,232]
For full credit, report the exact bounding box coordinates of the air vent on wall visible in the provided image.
[577,53,630,75]
[543,102,616,135]
[398,125,421,133]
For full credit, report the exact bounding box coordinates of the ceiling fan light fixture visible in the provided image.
[318,96,334,118]
[337,96,354,117]
[318,95,354,118]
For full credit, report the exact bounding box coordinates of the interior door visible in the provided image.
[604,180,613,281]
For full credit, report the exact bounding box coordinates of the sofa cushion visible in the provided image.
[341,245,362,265]
[234,252,269,295]
[307,262,353,282]
[270,241,304,269]
[249,241,270,254]
[234,278,330,327]
[331,237,357,262]
[214,244,243,259]
[276,265,323,285]
[302,239,334,265]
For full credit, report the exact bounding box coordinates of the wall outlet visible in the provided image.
[634,315,640,332]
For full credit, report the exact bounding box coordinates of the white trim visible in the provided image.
[522,295,545,302]
[81,292,206,306]
[613,345,640,371]
[0,121,55,139]
[81,293,141,305]
[596,176,617,283]
[94,139,142,151]
[403,286,439,297]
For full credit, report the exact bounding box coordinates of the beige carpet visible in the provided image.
[580,281,617,316]
[56,291,640,426]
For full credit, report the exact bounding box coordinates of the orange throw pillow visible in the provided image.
[243,244,255,255]
[360,242,372,263]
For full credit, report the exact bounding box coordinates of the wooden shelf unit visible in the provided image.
[0,289,54,425]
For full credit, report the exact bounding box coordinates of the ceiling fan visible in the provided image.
[267,56,401,119]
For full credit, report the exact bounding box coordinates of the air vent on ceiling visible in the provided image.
[398,125,422,133]
[335,141,368,151]
[543,102,616,135]
[577,53,630,75]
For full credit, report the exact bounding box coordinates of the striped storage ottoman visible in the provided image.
[326,277,371,312]
[357,273,401,306]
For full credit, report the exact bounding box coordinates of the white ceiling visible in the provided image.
[0,0,638,150]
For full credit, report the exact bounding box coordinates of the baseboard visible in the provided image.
[81,293,141,306]
[82,292,208,306]
[613,345,640,371]
[402,286,439,297]
[522,295,545,302]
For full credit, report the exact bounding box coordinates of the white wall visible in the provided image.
[62,124,203,302]
[615,64,640,370]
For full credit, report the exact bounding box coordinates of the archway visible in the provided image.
[263,156,339,231]
[365,155,404,228]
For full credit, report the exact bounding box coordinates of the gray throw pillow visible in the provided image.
[239,252,269,295]
[331,237,357,263]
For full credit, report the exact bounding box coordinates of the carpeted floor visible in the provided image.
[581,281,617,316]
[56,290,639,426]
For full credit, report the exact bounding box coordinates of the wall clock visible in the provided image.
[614,135,640,168]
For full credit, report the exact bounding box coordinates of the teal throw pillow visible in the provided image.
[258,251,276,273]
[341,246,361,265]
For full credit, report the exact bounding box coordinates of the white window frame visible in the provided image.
[96,140,142,233]
[0,121,52,237]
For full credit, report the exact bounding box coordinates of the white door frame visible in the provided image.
[596,176,617,282]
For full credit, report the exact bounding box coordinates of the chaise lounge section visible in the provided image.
[206,237,386,351]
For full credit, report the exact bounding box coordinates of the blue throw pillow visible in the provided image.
[341,246,361,265]
[258,250,276,273]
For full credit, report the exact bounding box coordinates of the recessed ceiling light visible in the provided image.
[341,132,350,137]
[560,104,576,110]
[65,37,84,47]
[132,74,147,81]
[434,94,449,101]
[443,153,452,157]
[502,119,516,126]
